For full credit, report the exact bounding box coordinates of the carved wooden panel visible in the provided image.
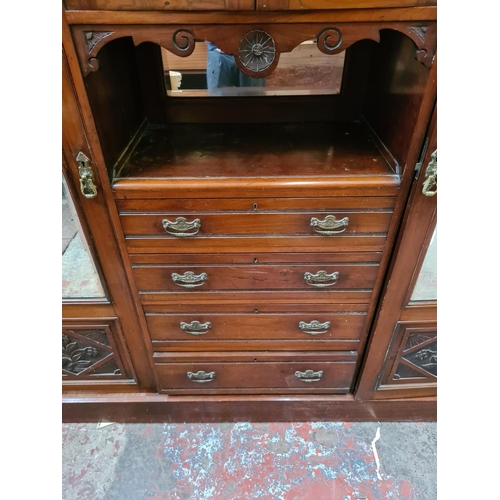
[72,21,436,77]
[379,322,437,388]
[62,319,135,381]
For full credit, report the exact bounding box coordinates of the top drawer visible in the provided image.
[118,197,395,236]
[119,197,395,253]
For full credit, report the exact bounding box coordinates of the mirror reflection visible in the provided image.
[62,176,105,299]
[162,40,345,97]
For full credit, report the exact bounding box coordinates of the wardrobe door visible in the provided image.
[356,106,437,400]
[62,45,156,392]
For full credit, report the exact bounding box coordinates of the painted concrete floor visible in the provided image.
[62,422,436,500]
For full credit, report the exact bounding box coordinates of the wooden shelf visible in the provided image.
[113,121,398,183]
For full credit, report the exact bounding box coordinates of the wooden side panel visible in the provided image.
[83,37,146,174]
[363,29,433,168]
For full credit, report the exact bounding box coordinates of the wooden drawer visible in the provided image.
[147,310,367,351]
[153,351,357,394]
[120,211,392,237]
[120,198,393,254]
[133,263,379,292]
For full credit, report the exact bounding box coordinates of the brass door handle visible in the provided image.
[172,271,208,288]
[294,370,323,382]
[187,370,215,383]
[162,217,201,237]
[76,151,97,199]
[310,215,349,235]
[304,270,339,288]
[180,321,211,335]
[422,150,437,196]
[298,320,331,335]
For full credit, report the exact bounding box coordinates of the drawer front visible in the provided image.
[153,352,357,394]
[126,235,387,254]
[116,197,397,212]
[133,263,379,292]
[120,211,393,237]
[147,311,366,351]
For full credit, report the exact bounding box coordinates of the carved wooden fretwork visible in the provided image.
[391,331,437,382]
[72,21,436,77]
[410,26,428,43]
[62,327,125,379]
[84,31,114,53]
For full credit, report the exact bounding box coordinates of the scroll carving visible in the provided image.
[172,29,196,56]
[317,28,342,54]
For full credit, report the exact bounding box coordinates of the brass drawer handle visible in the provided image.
[298,320,331,335]
[304,270,339,288]
[310,215,349,235]
[180,321,212,335]
[187,370,215,383]
[294,370,323,382]
[422,150,437,197]
[172,271,208,288]
[162,217,201,237]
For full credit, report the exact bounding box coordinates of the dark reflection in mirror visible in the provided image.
[163,40,345,97]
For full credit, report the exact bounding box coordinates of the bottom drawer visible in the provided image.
[153,351,357,395]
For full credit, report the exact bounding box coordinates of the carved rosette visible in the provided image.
[238,29,276,73]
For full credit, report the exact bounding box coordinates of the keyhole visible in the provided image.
[253,258,258,264]
[253,203,258,210]
[254,308,258,313]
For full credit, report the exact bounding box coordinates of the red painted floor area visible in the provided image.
[62,422,436,500]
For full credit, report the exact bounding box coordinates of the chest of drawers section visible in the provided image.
[115,184,398,394]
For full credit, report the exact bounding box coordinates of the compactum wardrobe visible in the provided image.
[62,0,437,422]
